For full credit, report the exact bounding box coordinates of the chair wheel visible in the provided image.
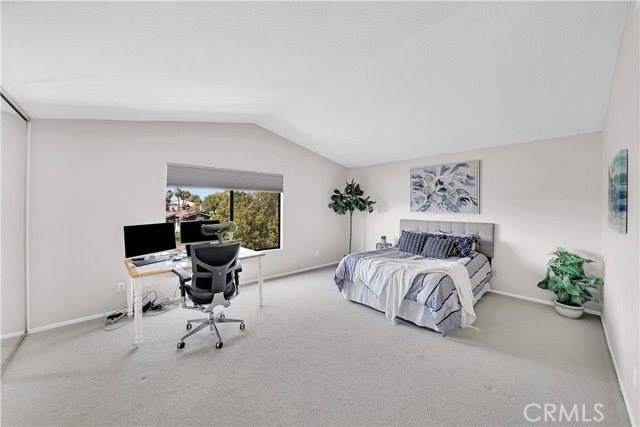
[177,342,185,349]
[215,341,223,349]
[186,323,192,330]
[240,323,245,331]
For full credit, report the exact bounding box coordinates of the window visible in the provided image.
[166,164,283,251]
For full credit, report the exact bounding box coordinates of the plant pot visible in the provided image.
[553,300,584,319]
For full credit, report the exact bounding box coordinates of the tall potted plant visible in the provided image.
[537,247,603,319]
[328,179,376,254]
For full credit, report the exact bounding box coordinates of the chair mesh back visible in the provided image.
[191,242,241,294]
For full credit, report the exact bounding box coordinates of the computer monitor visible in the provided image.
[179,219,221,245]
[123,222,176,258]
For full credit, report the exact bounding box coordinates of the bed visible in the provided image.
[334,220,494,336]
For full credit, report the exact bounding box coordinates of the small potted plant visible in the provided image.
[537,247,603,319]
[380,235,387,245]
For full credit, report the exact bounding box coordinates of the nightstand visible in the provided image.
[376,243,393,250]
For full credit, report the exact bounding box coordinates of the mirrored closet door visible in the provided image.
[1,91,29,370]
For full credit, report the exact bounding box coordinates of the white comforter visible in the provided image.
[354,257,477,328]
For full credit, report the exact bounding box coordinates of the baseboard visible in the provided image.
[241,261,340,285]
[601,318,637,427]
[26,261,342,335]
[28,312,108,334]
[488,289,602,316]
[1,330,27,340]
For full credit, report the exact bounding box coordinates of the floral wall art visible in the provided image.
[410,161,479,213]
[608,149,628,233]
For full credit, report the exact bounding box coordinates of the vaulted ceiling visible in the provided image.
[1,1,629,168]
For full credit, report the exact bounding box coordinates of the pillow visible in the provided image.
[396,230,428,255]
[447,235,476,258]
[426,232,448,240]
[431,231,478,253]
[422,236,453,259]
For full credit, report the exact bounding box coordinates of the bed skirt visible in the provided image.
[340,279,491,331]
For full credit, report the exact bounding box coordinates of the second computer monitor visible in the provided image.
[179,219,221,245]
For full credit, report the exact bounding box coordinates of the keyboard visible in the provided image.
[132,254,172,267]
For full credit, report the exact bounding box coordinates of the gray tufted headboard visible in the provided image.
[399,219,495,259]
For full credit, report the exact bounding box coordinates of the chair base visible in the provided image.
[177,312,245,349]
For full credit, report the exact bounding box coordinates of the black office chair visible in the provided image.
[172,241,244,349]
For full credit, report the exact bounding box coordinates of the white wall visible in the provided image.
[1,110,28,336]
[601,4,639,424]
[348,132,603,310]
[28,120,347,329]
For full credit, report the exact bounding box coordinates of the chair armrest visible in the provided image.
[172,266,192,299]
[172,266,192,283]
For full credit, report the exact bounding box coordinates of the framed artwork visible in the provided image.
[608,149,628,233]
[410,160,479,213]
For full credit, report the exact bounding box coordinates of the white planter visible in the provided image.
[553,300,584,319]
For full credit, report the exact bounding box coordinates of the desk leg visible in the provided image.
[126,279,134,318]
[133,278,143,346]
[258,257,263,307]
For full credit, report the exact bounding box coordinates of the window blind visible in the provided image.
[167,163,283,193]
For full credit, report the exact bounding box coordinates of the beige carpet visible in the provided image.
[0,266,630,426]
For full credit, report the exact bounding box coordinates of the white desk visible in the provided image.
[123,247,265,346]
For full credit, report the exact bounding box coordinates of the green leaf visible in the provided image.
[555,264,582,277]
[565,284,581,296]
[557,292,570,303]
[583,278,603,286]
[537,279,550,290]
